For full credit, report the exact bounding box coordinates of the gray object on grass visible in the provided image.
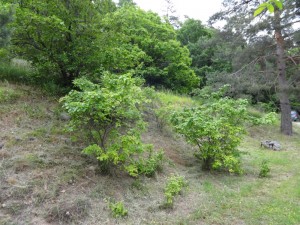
[261,140,281,151]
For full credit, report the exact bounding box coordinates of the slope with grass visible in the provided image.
[0,82,300,225]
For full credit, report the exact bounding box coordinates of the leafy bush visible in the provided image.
[250,111,278,125]
[60,73,160,176]
[171,86,277,174]
[163,175,187,208]
[108,201,128,218]
[259,160,271,178]
[171,96,248,173]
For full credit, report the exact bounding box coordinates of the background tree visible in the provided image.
[0,3,13,48]
[209,0,299,135]
[118,0,136,7]
[99,6,199,93]
[163,0,181,28]
[5,0,198,93]
[5,0,116,86]
[177,19,245,87]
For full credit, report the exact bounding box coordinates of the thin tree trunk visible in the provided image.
[274,10,292,135]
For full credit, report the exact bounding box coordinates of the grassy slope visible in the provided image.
[0,82,300,225]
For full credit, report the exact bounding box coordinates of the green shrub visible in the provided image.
[171,96,248,174]
[60,73,160,176]
[171,86,277,174]
[259,160,271,178]
[163,175,187,208]
[109,201,128,218]
[250,111,278,125]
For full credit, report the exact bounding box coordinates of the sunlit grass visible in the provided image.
[156,90,196,110]
[178,123,300,225]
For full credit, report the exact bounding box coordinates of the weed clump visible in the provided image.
[163,175,187,208]
[108,201,128,218]
[259,160,271,178]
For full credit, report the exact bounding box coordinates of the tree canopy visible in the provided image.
[207,0,299,135]
[4,1,199,93]
[99,6,199,93]
[0,3,13,48]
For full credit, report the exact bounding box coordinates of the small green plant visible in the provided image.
[109,201,128,218]
[259,160,271,178]
[134,150,164,177]
[163,175,187,208]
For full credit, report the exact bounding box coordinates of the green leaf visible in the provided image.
[254,5,267,17]
[272,0,283,10]
[267,3,274,13]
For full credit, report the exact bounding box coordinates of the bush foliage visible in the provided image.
[171,86,277,173]
[61,73,162,176]
[171,86,249,173]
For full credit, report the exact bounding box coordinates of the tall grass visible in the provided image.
[156,90,195,110]
[0,61,33,84]
[0,60,69,96]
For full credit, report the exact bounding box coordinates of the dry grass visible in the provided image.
[1,82,300,225]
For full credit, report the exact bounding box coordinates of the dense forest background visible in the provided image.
[0,0,299,133]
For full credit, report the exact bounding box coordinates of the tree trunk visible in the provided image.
[274,10,292,135]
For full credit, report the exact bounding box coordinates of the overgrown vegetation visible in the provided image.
[0,0,299,224]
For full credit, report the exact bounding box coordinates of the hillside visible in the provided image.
[0,82,300,225]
